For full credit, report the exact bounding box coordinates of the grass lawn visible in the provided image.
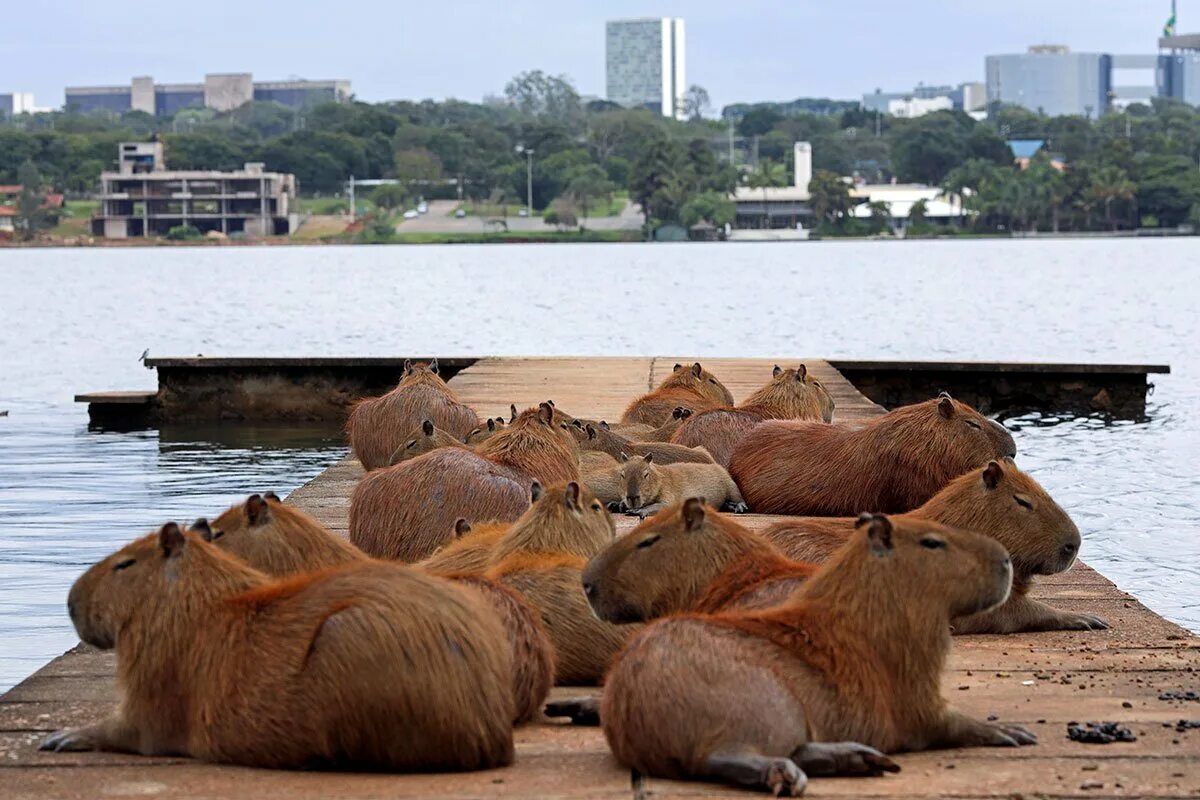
[48,200,98,237]
[385,229,640,244]
[297,196,355,215]
[455,192,629,219]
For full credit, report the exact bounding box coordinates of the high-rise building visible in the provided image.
[0,92,52,118]
[985,46,1111,118]
[606,18,686,119]
[1159,33,1200,105]
[65,74,351,116]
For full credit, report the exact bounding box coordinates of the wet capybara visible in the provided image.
[42,523,514,770]
[387,419,467,466]
[621,363,735,426]
[729,394,1017,515]
[597,513,1033,796]
[614,454,746,517]
[670,365,835,468]
[465,416,507,445]
[565,421,715,465]
[582,499,816,624]
[760,459,1105,633]
[349,403,580,562]
[346,359,480,471]
[490,481,617,563]
[486,552,635,686]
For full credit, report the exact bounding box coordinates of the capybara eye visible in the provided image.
[210,530,224,540]
[636,535,661,549]
[113,558,136,571]
[965,420,982,430]
[407,440,418,448]
[1014,495,1033,510]
[591,502,602,512]
[920,537,946,550]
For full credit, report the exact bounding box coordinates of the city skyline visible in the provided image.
[1,1,1189,112]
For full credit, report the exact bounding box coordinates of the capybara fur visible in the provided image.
[670,365,835,468]
[621,362,735,426]
[465,416,507,445]
[616,454,746,517]
[566,421,715,465]
[346,360,480,471]
[487,552,635,686]
[490,481,616,563]
[43,523,515,770]
[759,460,1104,633]
[420,519,511,575]
[597,406,692,442]
[583,500,816,624]
[581,450,619,472]
[388,419,467,466]
[598,513,1033,796]
[729,394,1017,515]
[350,403,580,562]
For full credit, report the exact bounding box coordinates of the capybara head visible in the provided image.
[493,481,617,562]
[904,394,1017,465]
[465,417,507,445]
[388,419,462,465]
[756,364,836,422]
[401,357,439,380]
[817,514,1013,621]
[583,498,757,624]
[921,459,1080,578]
[619,454,663,510]
[664,362,734,406]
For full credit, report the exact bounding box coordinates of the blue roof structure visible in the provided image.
[1008,139,1045,159]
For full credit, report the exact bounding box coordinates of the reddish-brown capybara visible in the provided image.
[585,407,693,442]
[388,419,467,466]
[759,459,1103,633]
[670,365,835,467]
[621,362,735,426]
[420,519,511,575]
[596,513,1033,796]
[729,393,1017,515]
[41,523,515,770]
[346,359,480,471]
[349,403,580,562]
[465,416,507,445]
[490,481,617,563]
[565,421,715,465]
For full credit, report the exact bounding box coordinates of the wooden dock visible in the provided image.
[7,357,1199,798]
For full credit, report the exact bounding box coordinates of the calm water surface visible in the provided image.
[1,239,1197,691]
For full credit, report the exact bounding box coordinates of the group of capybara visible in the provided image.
[45,359,1110,795]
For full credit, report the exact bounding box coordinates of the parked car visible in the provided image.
[455,208,467,218]
[402,209,419,219]
[417,202,428,214]
[518,207,529,217]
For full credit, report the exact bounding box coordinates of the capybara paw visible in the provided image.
[795,742,900,776]
[543,697,601,726]
[40,728,98,752]
[725,502,749,514]
[765,758,807,796]
[627,508,652,519]
[1058,612,1109,631]
[979,721,1038,747]
[606,501,624,513]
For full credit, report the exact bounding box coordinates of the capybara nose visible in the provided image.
[66,597,76,622]
[583,582,596,600]
[996,555,1012,578]
[627,495,640,509]
[1060,541,1077,560]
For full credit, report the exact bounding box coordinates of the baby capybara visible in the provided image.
[621,362,735,426]
[42,523,514,770]
[346,359,480,471]
[760,459,1105,633]
[598,511,1033,796]
[388,418,466,466]
[670,365,835,467]
[729,393,1017,515]
[350,403,579,562]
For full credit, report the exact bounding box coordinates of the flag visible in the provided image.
[1164,12,1177,37]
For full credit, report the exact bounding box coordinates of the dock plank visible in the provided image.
[4,356,1197,799]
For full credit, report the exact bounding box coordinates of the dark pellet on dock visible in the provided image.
[1067,721,1137,744]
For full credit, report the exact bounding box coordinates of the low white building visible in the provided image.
[850,183,968,226]
[887,95,953,118]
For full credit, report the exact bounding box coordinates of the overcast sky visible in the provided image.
[3,1,1185,111]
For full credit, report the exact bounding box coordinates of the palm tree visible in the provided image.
[1090,167,1136,231]
[746,160,788,229]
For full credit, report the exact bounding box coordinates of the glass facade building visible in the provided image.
[605,18,686,119]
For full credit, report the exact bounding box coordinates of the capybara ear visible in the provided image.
[866,514,894,555]
[429,357,439,374]
[487,418,496,432]
[422,419,434,436]
[691,363,703,378]
[982,460,1004,490]
[564,481,582,511]
[772,364,782,378]
[937,394,955,419]
[189,518,213,541]
[585,424,597,440]
[530,481,543,502]
[570,419,583,429]
[510,404,518,422]
[620,452,630,462]
[599,420,609,429]
[796,363,808,380]
[454,518,472,537]
[245,494,270,527]
[679,408,692,419]
[643,453,653,464]
[403,358,412,375]
[537,402,554,425]
[264,491,280,502]
[673,363,683,372]
[546,399,556,407]
[855,512,874,528]
[159,522,186,559]
[682,498,706,532]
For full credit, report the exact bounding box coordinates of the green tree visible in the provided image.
[866,200,892,234]
[629,136,684,225]
[806,169,855,227]
[680,191,736,228]
[370,183,409,211]
[891,112,973,184]
[504,71,581,124]
[393,147,443,191]
[908,198,929,228]
[15,160,50,240]
[736,107,784,137]
[564,164,614,224]
[1090,166,1136,231]
[682,85,711,120]
[746,160,787,228]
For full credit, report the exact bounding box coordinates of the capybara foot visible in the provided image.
[606,501,624,513]
[978,721,1038,747]
[765,758,807,797]
[1056,611,1109,631]
[543,696,601,726]
[40,728,100,752]
[722,501,749,514]
[703,749,808,796]
[793,741,900,777]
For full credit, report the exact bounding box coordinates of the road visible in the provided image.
[395,199,643,233]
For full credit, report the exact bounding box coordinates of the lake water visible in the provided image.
[1,239,1197,692]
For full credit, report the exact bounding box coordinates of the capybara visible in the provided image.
[582,500,816,624]
[590,406,692,442]
[420,519,511,575]
[41,523,515,770]
[566,421,715,465]
[729,394,1017,515]
[387,419,466,466]
[621,362,735,426]
[346,359,480,471]
[350,403,580,562]
[465,416,507,445]
[670,365,835,467]
[486,552,634,685]
[760,459,1105,633]
[615,454,746,516]
[596,512,1033,796]
[490,481,616,563]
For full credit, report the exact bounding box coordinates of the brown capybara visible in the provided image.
[566,421,715,465]
[615,454,747,517]
[582,500,816,624]
[621,362,735,426]
[670,365,835,468]
[388,419,467,466]
[420,519,511,575]
[581,450,619,472]
[596,513,1033,796]
[41,523,514,770]
[588,407,692,442]
[465,416,507,445]
[346,359,480,471]
[350,403,580,562]
[486,552,635,685]
[759,459,1104,633]
[202,492,362,576]
[729,393,1017,515]
[490,481,616,563]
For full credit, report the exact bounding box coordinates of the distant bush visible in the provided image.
[165,224,202,241]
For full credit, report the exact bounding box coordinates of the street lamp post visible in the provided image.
[515,145,534,215]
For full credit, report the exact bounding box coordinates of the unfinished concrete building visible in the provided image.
[92,142,298,239]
